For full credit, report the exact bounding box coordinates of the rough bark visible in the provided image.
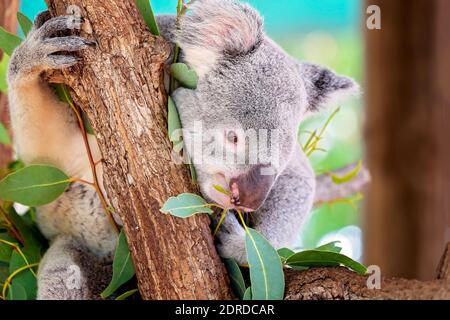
[365,0,450,280]
[0,0,19,167]
[45,0,231,300]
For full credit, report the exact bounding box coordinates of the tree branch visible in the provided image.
[314,162,371,206]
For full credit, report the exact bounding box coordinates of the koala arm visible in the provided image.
[7,12,100,179]
[217,146,315,264]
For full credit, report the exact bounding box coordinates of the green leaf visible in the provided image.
[331,160,363,185]
[188,162,197,184]
[286,250,367,275]
[0,27,22,56]
[168,96,183,144]
[0,233,14,262]
[213,184,231,196]
[245,228,284,300]
[115,288,139,300]
[170,63,198,89]
[224,259,246,299]
[243,287,252,300]
[277,248,295,263]
[6,282,27,300]
[315,241,342,253]
[17,13,33,36]
[0,262,9,283]
[0,122,10,145]
[135,0,160,36]
[8,251,37,300]
[0,54,10,93]
[0,165,71,207]
[101,231,136,298]
[81,110,95,135]
[160,193,213,218]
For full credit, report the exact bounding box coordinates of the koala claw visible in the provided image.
[215,213,248,265]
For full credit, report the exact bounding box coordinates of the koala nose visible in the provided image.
[229,164,276,211]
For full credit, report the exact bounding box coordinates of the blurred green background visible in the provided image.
[20,0,364,260]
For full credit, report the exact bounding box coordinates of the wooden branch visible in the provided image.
[285,243,450,300]
[45,0,231,299]
[314,163,370,206]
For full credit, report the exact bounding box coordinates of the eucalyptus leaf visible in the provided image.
[0,54,10,93]
[286,250,367,275]
[8,250,37,300]
[0,27,22,56]
[168,96,183,144]
[17,13,33,36]
[243,287,252,300]
[0,122,10,145]
[0,165,71,207]
[115,288,139,300]
[245,228,284,300]
[277,248,295,263]
[6,282,27,300]
[160,193,213,218]
[315,241,342,253]
[224,258,246,299]
[135,0,160,36]
[331,160,363,185]
[101,230,136,298]
[171,63,198,89]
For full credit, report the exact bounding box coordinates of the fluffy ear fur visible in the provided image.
[176,0,264,77]
[301,63,359,115]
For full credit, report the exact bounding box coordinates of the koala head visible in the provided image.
[172,0,358,211]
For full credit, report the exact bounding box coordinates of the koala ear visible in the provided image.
[301,63,359,115]
[176,0,264,77]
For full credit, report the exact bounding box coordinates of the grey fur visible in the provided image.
[159,0,358,264]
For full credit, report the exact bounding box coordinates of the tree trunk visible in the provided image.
[365,0,450,280]
[0,0,19,167]
[45,0,232,300]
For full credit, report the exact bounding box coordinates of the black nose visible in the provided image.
[229,164,276,211]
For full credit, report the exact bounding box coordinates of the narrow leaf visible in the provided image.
[17,13,33,36]
[171,63,198,89]
[213,184,231,196]
[6,282,27,300]
[243,287,252,300]
[0,27,22,56]
[286,250,367,275]
[0,123,11,145]
[245,228,285,300]
[135,0,160,36]
[0,165,71,207]
[101,231,136,298]
[160,193,213,218]
[277,248,295,263]
[8,251,37,300]
[224,259,246,299]
[115,288,139,300]
[331,160,363,185]
[0,54,10,93]
[315,241,342,253]
[168,96,183,144]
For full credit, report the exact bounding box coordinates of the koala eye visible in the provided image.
[226,131,239,144]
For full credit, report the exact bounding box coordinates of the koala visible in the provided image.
[158,0,357,265]
[8,12,116,299]
[7,0,356,299]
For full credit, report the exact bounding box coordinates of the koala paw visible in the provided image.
[8,11,95,81]
[215,213,248,265]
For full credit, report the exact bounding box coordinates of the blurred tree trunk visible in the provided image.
[0,0,19,166]
[45,0,232,299]
[365,0,450,280]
